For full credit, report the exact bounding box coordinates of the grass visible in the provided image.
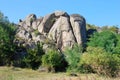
[0,66,120,80]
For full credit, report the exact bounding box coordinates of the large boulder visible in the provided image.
[54,11,69,17]
[38,13,56,34]
[16,29,32,40]
[32,17,43,30]
[48,16,75,50]
[70,14,86,47]
[25,14,37,27]
[38,11,69,34]
[18,14,37,32]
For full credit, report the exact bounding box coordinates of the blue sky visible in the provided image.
[0,0,120,27]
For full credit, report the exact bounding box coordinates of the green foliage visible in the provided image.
[87,31,117,53]
[101,25,119,33]
[0,22,16,66]
[112,34,120,54]
[21,43,44,69]
[42,49,65,72]
[79,47,120,77]
[64,44,83,73]
[0,11,16,65]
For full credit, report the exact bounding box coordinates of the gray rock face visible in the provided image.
[48,16,75,50]
[70,14,86,47]
[15,11,86,51]
[32,17,43,30]
[54,11,69,17]
[38,13,56,34]
[25,14,36,27]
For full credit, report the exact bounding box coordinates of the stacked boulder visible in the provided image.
[15,11,87,51]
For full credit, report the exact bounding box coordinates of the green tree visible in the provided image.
[87,31,117,53]
[21,43,44,69]
[64,44,83,73]
[0,11,16,65]
[0,23,16,65]
[42,49,65,72]
[112,34,120,61]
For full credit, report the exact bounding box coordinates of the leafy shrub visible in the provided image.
[0,22,16,66]
[64,44,83,73]
[41,49,65,72]
[112,34,120,55]
[21,43,44,69]
[0,11,17,66]
[79,46,120,77]
[87,31,117,53]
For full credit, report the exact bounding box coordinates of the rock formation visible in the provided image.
[15,11,87,52]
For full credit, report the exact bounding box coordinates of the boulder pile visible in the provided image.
[15,11,87,51]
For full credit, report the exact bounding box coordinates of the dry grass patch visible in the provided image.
[0,66,119,80]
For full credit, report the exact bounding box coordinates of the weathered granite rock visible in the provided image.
[32,17,43,30]
[15,11,87,51]
[38,13,56,34]
[16,29,32,40]
[70,14,86,47]
[25,14,36,27]
[48,16,75,50]
[54,11,69,17]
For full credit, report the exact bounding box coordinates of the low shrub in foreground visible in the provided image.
[64,44,83,73]
[79,46,120,77]
[41,49,66,72]
[21,43,44,69]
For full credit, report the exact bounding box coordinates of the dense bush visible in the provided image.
[21,43,44,69]
[0,11,17,66]
[79,46,120,77]
[87,31,117,53]
[64,44,83,73]
[112,34,120,54]
[41,49,66,72]
[0,23,16,66]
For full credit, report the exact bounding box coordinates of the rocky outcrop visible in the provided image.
[15,11,86,52]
